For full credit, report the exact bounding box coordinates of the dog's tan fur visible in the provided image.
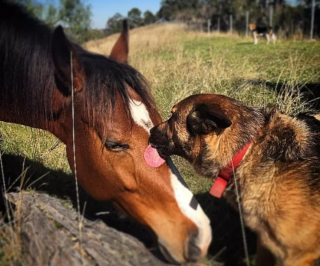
[149,94,320,266]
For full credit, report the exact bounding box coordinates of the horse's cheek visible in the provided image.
[112,154,138,192]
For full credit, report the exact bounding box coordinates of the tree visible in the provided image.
[128,7,142,27]
[158,0,179,20]
[12,0,92,38]
[11,0,44,18]
[44,4,59,26]
[106,13,124,33]
[144,10,156,25]
[59,0,91,35]
[158,0,202,20]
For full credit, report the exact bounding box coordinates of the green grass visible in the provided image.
[0,123,70,173]
[1,28,320,265]
[138,36,319,125]
[184,36,320,82]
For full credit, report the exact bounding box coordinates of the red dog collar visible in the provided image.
[209,142,252,198]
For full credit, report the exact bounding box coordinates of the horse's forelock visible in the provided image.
[81,53,155,140]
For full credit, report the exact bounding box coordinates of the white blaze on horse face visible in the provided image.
[167,159,212,254]
[129,99,153,133]
[129,99,212,255]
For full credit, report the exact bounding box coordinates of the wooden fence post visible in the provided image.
[311,0,315,39]
[246,11,249,37]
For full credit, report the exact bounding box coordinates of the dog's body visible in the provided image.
[249,23,276,45]
[149,94,320,266]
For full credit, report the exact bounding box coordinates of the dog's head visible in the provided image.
[149,94,263,178]
[249,23,256,31]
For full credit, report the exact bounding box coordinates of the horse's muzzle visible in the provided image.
[186,232,202,262]
[158,231,202,264]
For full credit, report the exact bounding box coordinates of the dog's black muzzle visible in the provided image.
[149,125,174,158]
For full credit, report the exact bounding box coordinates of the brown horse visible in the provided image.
[0,1,211,263]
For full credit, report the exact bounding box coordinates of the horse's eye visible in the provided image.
[105,141,129,151]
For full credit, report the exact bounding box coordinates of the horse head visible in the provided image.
[49,22,212,263]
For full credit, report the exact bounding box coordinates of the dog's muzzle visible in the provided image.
[149,126,174,158]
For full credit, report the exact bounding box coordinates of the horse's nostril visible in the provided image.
[186,233,201,262]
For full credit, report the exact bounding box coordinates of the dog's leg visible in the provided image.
[266,34,270,44]
[254,32,258,45]
[255,235,276,266]
[272,33,276,44]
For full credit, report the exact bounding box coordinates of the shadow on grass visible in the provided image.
[247,80,320,109]
[0,153,162,258]
[236,42,254,46]
[196,193,257,266]
[0,152,260,265]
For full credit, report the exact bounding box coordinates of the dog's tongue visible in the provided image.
[144,145,165,168]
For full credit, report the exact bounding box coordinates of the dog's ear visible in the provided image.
[187,104,231,135]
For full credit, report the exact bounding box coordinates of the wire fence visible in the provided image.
[185,2,319,40]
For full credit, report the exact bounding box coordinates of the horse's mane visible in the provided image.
[0,1,154,138]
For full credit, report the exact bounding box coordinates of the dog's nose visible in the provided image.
[149,126,156,135]
[150,125,160,136]
[149,126,161,145]
[185,232,202,262]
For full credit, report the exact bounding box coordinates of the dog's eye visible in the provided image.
[170,111,178,120]
[105,141,129,151]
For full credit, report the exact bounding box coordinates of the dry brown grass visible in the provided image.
[85,23,186,56]
[0,161,30,266]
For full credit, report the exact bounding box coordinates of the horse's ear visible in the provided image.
[187,104,231,135]
[51,26,84,96]
[110,20,129,63]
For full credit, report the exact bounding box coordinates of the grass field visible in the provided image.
[1,23,320,265]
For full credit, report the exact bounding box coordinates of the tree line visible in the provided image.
[106,8,157,34]
[7,0,99,43]
[107,0,320,38]
[8,0,319,41]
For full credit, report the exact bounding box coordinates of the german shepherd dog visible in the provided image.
[249,23,276,45]
[149,94,320,266]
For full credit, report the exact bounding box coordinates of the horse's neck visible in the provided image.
[0,4,56,132]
